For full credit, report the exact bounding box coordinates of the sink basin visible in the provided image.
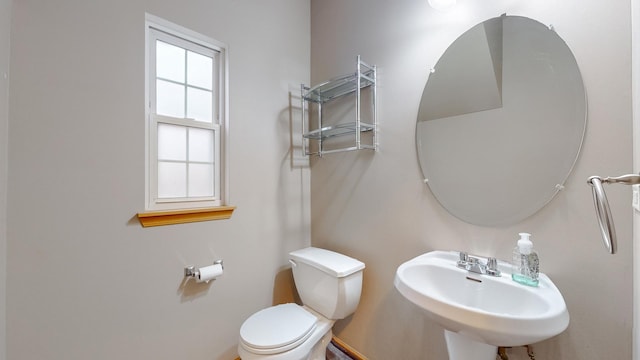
[394,251,569,349]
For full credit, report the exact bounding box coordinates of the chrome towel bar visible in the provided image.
[587,173,640,254]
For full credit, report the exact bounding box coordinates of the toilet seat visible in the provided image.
[240,303,318,355]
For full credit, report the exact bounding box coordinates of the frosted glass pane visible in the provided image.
[158,161,187,198]
[156,40,185,83]
[188,128,214,162]
[158,123,186,161]
[188,163,214,197]
[156,80,185,118]
[187,87,212,122]
[187,51,213,90]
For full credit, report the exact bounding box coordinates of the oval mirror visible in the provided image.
[416,15,586,226]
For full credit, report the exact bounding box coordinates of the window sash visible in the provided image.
[150,115,221,206]
[149,28,220,124]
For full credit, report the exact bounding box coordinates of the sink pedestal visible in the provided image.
[444,330,497,360]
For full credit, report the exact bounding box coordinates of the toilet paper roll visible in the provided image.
[197,264,223,283]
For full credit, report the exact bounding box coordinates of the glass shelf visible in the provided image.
[302,70,375,104]
[303,122,374,140]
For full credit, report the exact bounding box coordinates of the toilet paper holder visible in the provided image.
[184,260,224,279]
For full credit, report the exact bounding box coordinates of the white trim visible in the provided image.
[144,13,229,211]
[221,31,230,206]
[145,13,227,52]
[145,17,151,210]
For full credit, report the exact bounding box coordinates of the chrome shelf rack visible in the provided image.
[301,56,377,156]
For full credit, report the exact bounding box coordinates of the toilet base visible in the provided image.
[307,330,332,360]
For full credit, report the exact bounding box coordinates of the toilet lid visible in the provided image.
[240,303,317,355]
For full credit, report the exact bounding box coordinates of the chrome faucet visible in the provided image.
[457,252,501,277]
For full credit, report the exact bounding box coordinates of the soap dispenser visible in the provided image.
[512,232,539,287]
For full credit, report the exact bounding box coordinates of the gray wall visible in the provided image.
[7,1,309,359]
[0,0,9,359]
[633,2,640,359]
[310,1,632,359]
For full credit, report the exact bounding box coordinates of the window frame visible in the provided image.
[144,14,230,212]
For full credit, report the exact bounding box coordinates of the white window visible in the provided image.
[145,15,228,211]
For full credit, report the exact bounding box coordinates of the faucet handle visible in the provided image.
[486,257,501,276]
[457,252,469,268]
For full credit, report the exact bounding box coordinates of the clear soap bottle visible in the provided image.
[511,232,539,287]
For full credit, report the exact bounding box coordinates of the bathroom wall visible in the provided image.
[310,1,632,359]
[633,2,640,359]
[7,1,309,359]
[0,0,9,359]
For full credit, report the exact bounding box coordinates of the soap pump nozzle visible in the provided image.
[517,232,533,255]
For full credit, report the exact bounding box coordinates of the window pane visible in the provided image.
[156,80,185,118]
[158,123,187,161]
[158,161,187,198]
[188,128,214,163]
[188,163,214,197]
[156,40,185,83]
[187,87,213,122]
[187,51,213,90]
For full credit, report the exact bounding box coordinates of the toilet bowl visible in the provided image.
[238,304,333,360]
[238,247,365,360]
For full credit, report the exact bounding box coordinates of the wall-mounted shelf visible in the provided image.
[303,123,375,140]
[301,56,377,156]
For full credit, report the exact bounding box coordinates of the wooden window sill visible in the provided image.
[137,206,235,227]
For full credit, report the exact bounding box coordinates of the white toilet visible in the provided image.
[238,247,365,360]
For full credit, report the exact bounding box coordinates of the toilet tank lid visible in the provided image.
[289,247,365,277]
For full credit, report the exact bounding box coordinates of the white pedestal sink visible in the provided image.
[394,251,569,360]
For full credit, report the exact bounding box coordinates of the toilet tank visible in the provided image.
[289,247,365,320]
